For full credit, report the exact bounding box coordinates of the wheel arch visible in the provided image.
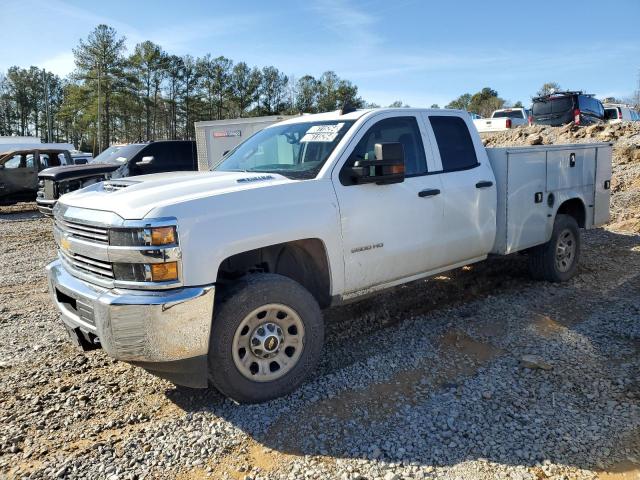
[555,197,587,228]
[215,238,333,309]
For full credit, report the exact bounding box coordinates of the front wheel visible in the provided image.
[208,274,324,403]
[528,214,581,282]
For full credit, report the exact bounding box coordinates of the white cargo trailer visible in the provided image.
[0,136,41,144]
[195,115,295,171]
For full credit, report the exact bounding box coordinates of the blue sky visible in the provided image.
[1,0,639,107]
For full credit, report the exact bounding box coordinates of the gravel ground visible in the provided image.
[0,207,639,480]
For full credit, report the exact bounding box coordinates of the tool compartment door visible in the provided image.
[505,150,548,253]
[546,148,596,191]
[593,145,612,226]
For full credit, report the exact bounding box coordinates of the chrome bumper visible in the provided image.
[46,259,215,365]
[36,198,56,216]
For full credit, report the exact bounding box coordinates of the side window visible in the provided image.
[429,116,478,172]
[346,116,427,177]
[3,154,25,169]
[579,96,590,113]
[39,152,63,168]
[25,154,35,169]
[172,142,195,169]
[39,153,50,168]
[593,99,603,116]
[139,144,165,167]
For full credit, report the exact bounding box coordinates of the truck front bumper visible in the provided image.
[46,259,215,388]
[36,198,56,216]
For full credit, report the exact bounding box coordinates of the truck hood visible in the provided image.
[39,163,121,181]
[58,171,294,219]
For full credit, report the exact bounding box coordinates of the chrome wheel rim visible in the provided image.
[555,229,576,272]
[232,304,305,382]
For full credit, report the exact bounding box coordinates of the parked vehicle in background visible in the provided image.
[0,136,41,145]
[195,115,294,171]
[69,150,93,164]
[467,112,483,120]
[604,104,640,123]
[37,140,197,215]
[473,108,529,133]
[532,92,605,126]
[46,107,612,403]
[0,143,74,201]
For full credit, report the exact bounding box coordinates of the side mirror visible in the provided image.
[349,142,405,185]
[137,156,154,165]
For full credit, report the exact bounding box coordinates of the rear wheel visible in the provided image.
[528,214,580,282]
[208,274,324,403]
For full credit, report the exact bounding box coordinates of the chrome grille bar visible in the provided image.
[55,219,109,243]
[60,249,114,278]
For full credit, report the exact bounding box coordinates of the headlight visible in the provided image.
[108,224,180,284]
[109,226,177,246]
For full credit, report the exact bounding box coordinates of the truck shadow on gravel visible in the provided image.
[166,229,640,474]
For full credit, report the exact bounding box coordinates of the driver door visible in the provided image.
[0,151,38,197]
[332,113,446,294]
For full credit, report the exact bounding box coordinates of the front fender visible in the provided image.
[148,179,345,296]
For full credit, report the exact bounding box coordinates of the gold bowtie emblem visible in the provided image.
[60,236,71,251]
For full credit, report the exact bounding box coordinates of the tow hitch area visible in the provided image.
[64,325,101,352]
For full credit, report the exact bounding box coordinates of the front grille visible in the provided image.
[44,179,55,199]
[55,218,109,244]
[60,249,114,279]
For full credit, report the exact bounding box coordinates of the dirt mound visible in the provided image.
[482,122,640,233]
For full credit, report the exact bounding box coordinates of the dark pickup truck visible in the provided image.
[37,140,197,215]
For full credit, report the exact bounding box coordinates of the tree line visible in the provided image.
[0,25,366,154]
[3,25,636,155]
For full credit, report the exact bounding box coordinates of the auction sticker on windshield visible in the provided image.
[301,123,345,142]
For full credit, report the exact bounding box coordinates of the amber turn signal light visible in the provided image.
[151,226,176,246]
[150,262,178,282]
[389,164,405,175]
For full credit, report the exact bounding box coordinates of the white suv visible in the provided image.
[604,104,640,123]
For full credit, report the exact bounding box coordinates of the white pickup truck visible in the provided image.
[474,107,529,133]
[46,108,612,403]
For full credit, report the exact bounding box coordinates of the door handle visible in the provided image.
[476,181,493,188]
[418,188,440,197]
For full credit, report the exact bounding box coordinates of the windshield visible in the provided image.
[90,144,145,164]
[213,121,355,179]
[532,96,574,116]
[493,110,524,119]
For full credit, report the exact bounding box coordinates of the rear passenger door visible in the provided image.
[422,114,497,266]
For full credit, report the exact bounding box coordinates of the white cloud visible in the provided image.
[309,0,380,51]
[141,14,268,54]
[40,52,75,76]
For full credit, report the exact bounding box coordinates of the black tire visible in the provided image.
[208,273,324,404]
[528,214,581,282]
